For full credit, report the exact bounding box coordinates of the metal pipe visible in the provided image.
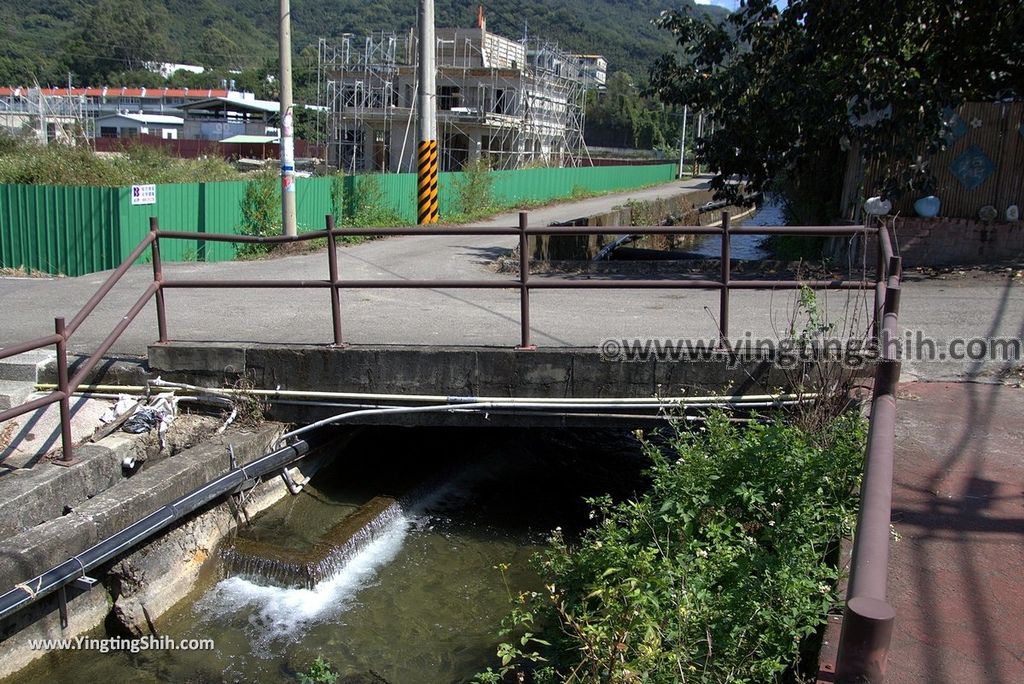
[44,382,819,406]
[518,212,534,349]
[0,334,63,362]
[68,283,158,391]
[325,215,344,346]
[0,437,314,623]
[150,218,168,344]
[720,211,731,342]
[835,272,902,683]
[66,233,156,337]
[54,318,74,464]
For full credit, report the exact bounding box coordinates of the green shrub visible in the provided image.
[451,158,496,217]
[237,166,281,257]
[0,138,238,186]
[344,174,402,229]
[484,410,865,683]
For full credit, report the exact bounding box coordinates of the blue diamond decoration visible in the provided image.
[950,145,994,191]
[941,108,968,145]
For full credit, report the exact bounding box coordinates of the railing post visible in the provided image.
[150,217,168,344]
[53,317,76,466]
[719,211,730,345]
[326,214,344,346]
[873,220,886,341]
[516,212,536,350]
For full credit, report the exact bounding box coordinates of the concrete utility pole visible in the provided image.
[677,105,688,178]
[279,0,298,236]
[416,0,439,224]
[694,111,704,177]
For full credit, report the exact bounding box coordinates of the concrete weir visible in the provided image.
[222,496,402,589]
[147,342,820,426]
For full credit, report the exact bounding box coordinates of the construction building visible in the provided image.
[319,13,601,173]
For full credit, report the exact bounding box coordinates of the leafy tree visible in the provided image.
[62,0,173,83]
[649,0,1024,222]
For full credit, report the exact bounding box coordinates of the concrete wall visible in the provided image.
[846,217,1024,268]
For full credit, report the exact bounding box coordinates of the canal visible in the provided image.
[14,427,648,683]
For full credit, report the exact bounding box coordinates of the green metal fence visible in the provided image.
[0,164,676,277]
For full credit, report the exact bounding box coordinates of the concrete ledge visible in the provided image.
[0,422,285,593]
[149,342,845,401]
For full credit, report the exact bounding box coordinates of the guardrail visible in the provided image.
[835,223,902,682]
[0,211,902,679]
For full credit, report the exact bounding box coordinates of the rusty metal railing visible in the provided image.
[0,209,899,678]
[1,211,889,501]
[835,222,902,682]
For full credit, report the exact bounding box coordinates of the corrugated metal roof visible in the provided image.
[96,113,184,125]
[220,134,279,144]
[0,87,231,99]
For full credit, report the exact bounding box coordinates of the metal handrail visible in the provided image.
[0,210,882,462]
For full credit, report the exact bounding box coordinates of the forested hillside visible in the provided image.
[1,0,727,86]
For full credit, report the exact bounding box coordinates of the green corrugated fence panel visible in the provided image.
[0,184,119,277]
[1,165,674,276]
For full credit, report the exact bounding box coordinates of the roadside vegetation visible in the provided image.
[476,409,865,684]
[0,133,239,186]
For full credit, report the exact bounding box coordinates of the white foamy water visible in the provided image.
[198,513,409,650]
[198,460,506,651]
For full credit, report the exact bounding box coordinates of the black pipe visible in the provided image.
[0,437,315,622]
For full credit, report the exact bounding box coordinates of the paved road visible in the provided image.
[1,177,1021,381]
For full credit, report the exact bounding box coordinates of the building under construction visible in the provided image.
[319,15,595,173]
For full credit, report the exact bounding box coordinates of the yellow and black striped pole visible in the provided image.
[416,0,439,224]
[417,139,439,224]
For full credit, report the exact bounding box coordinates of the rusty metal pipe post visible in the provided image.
[53,317,75,465]
[150,218,168,344]
[719,211,731,345]
[873,222,886,340]
[836,278,902,683]
[325,215,344,346]
[517,212,536,350]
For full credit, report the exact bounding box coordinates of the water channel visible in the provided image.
[15,427,647,683]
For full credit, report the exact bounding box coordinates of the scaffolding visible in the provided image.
[318,27,591,173]
[0,84,94,145]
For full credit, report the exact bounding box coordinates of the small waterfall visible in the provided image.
[223,496,404,589]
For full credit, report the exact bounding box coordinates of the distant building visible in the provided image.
[321,18,593,173]
[145,62,207,79]
[179,93,280,141]
[0,87,279,145]
[572,55,608,90]
[96,113,184,140]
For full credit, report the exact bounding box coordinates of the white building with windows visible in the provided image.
[321,20,598,173]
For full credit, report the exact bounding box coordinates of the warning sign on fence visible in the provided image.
[130,184,157,206]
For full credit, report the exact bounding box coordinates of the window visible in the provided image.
[100,127,118,138]
[438,86,460,111]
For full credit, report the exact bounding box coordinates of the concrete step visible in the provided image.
[0,350,54,382]
[0,380,35,411]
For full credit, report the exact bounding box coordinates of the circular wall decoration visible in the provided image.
[978,205,998,222]
[1006,205,1020,221]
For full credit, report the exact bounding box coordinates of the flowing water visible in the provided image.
[689,195,785,260]
[13,427,647,684]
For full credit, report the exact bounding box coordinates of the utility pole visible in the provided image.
[279,0,298,236]
[694,111,704,177]
[416,0,439,224]
[677,105,688,178]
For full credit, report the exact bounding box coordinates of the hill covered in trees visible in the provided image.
[1,0,727,86]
